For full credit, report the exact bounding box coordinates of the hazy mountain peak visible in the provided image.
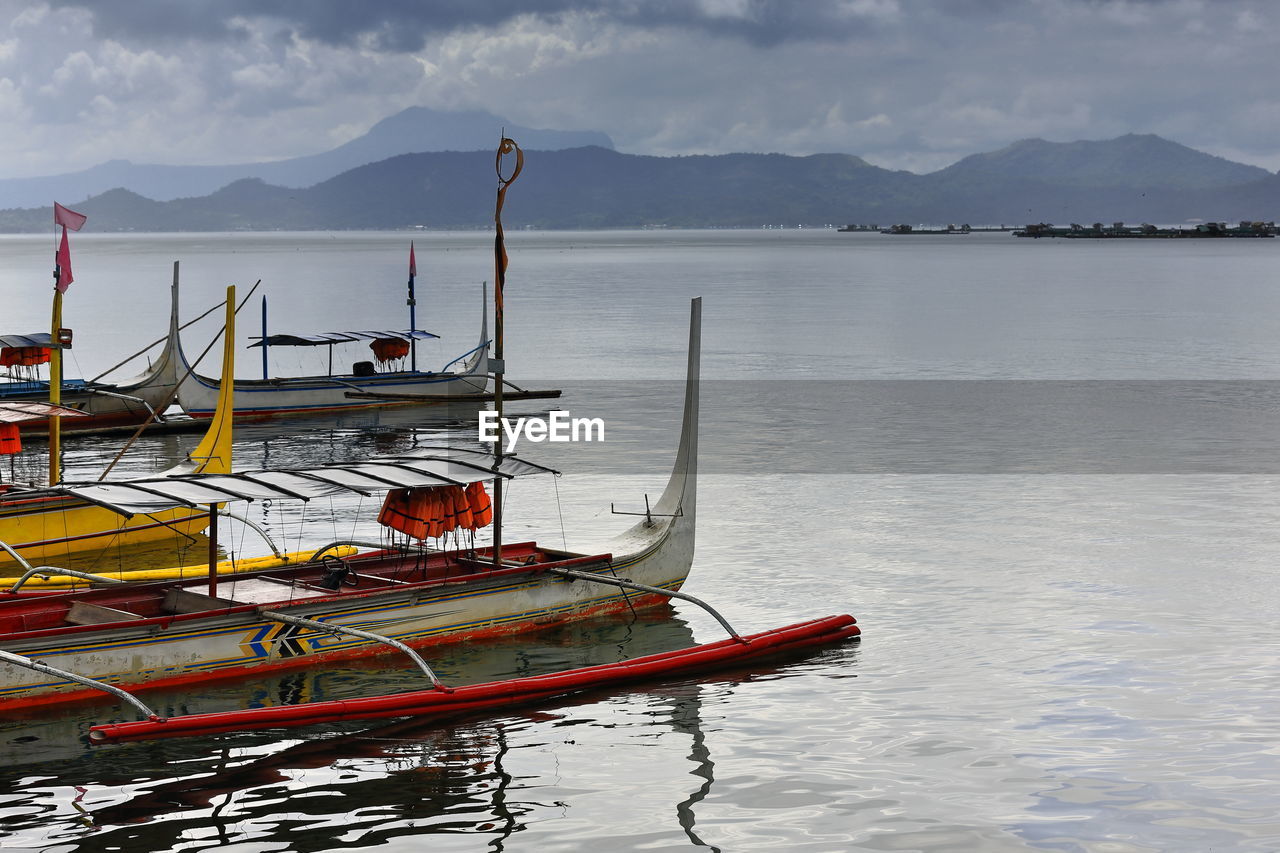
[90,187,149,202]
[363,106,614,152]
[0,108,615,208]
[312,106,614,166]
[939,133,1270,189]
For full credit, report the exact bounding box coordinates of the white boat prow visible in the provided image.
[576,297,700,570]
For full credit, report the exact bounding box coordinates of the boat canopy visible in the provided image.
[249,330,439,348]
[0,333,53,348]
[12,448,555,516]
[0,401,90,423]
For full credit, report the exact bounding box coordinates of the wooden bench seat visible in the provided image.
[162,588,235,614]
[65,601,141,626]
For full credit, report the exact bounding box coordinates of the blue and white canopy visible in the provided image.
[0,333,53,348]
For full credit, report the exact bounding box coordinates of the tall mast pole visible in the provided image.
[48,288,63,486]
[261,294,269,380]
[408,241,418,372]
[47,203,86,485]
[491,136,523,570]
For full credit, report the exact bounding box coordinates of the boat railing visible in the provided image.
[0,540,126,594]
[81,387,167,423]
[303,540,430,563]
[3,563,127,595]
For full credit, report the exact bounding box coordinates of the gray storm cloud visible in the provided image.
[48,0,901,48]
[2,0,1278,180]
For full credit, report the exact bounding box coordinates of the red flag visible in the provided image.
[55,227,74,292]
[409,242,417,277]
[54,202,87,232]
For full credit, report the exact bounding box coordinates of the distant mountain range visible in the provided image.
[0,107,614,208]
[0,127,1276,231]
[935,135,1270,190]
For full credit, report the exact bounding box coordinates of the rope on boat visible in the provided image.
[218,508,285,559]
[97,280,261,481]
[88,298,227,383]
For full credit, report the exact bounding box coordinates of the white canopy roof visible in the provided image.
[248,330,439,347]
[0,401,90,424]
[11,447,553,517]
[0,333,53,348]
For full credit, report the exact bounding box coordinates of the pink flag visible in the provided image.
[409,242,417,277]
[54,202,87,232]
[55,227,74,292]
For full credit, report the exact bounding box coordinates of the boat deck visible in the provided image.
[0,542,595,637]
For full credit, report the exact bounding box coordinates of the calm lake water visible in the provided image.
[2,229,1279,851]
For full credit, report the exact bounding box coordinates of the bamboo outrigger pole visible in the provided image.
[491,136,523,570]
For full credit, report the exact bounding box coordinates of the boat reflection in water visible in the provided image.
[0,608,856,849]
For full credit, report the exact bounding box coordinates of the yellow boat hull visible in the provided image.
[10,546,358,587]
[0,496,210,566]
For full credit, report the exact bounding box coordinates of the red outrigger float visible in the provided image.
[0,139,860,745]
[86,615,860,744]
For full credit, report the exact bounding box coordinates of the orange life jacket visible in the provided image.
[0,422,21,455]
[369,338,411,363]
[450,485,475,530]
[0,346,51,367]
[422,489,446,539]
[378,488,430,539]
[466,480,493,527]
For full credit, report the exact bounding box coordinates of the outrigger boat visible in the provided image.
[168,258,494,421]
[1,287,351,577]
[0,280,242,568]
[1,216,189,437]
[0,140,859,744]
[0,332,182,435]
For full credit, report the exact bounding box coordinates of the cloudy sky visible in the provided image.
[2,0,1278,180]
